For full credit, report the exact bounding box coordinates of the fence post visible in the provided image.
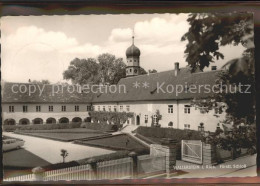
[32,166,45,181]
[87,158,97,180]
[203,143,217,165]
[128,151,138,179]
[161,138,177,178]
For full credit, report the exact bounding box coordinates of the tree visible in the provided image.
[181,13,254,72]
[60,149,68,163]
[97,53,126,85]
[139,67,148,75]
[63,53,155,85]
[182,13,256,158]
[63,58,100,85]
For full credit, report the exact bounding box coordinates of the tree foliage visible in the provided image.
[182,13,255,157]
[88,111,134,128]
[63,58,100,85]
[63,53,150,85]
[181,13,254,71]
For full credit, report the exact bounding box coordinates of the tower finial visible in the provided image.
[132,28,135,45]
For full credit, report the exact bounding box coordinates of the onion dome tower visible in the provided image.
[125,35,141,77]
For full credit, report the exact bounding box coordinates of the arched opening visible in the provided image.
[59,117,69,124]
[4,119,16,125]
[72,117,82,123]
[136,115,140,125]
[19,118,30,125]
[46,118,56,124]
[33,118,43,124]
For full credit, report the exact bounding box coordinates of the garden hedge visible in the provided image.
[80,122,117,132]
[3,122,81,132]
[136,126,203,142]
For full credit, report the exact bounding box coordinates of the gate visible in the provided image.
[181,140,203,164]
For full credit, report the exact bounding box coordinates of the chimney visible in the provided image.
[211,66,217,71]
[174,62,180,76]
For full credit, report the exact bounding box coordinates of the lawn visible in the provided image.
[3,148,51,178]
[75,134,149,151]
[15,131,112,142]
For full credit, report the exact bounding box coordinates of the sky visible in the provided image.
[1,14,246,83]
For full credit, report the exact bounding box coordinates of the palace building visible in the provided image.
[2,36,226,132]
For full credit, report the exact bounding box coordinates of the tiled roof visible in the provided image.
[92,68,222,103]
[2,68,221,104]
[2,82,94,103]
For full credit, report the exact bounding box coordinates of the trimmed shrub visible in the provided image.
[168,121,173,127]
[80,122,116,132]
[43,161,80,171]
[136,126,202,142]
[3,122,81,132]
[3,125,19,132]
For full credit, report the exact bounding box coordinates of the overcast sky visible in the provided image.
[1,14,246,83]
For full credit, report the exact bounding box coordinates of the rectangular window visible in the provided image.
[126,105,130,112]
[49,105,53,112]
[103,106,106,111]
[120,105,123,111]
[168,105,173,113]
[184,124,190,130]
[153,115,158,124]
[98,106,100,111]
[9,106,14,112]
[184,105,191,114]
[114,106,117,112]
[36,105,41,112]
[145,115,148,123]
[108,106,111,112]
[87,105,91,111]
[92,106,95,111]
[75,105,79,112]
[23,105,28,113]
[61,105,66,112]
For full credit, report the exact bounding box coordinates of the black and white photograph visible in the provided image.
[1,10,257,182]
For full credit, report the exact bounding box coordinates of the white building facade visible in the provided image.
[2,38,227,132]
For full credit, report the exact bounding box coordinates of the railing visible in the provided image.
[43,164,91,181]
[4,173,34,181]
[4,154,167,181]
